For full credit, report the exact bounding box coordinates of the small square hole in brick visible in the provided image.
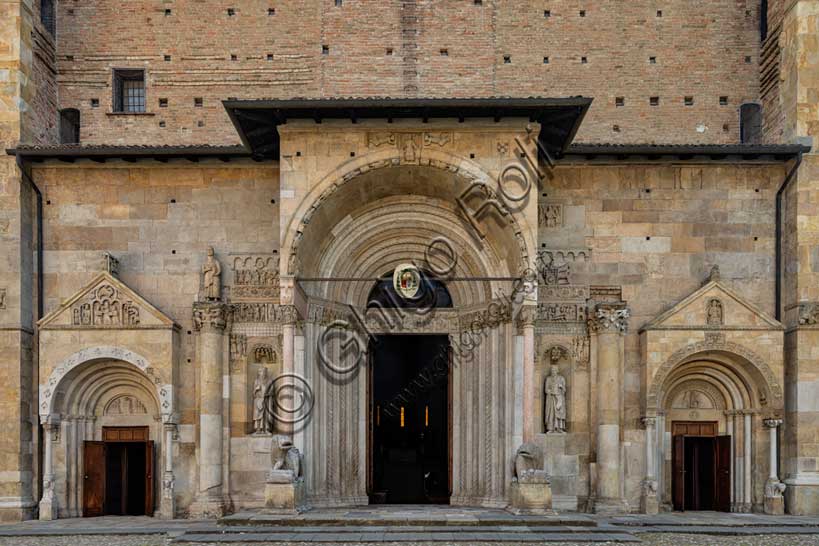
[474,0,482,4]
[91,98,99,108]
[755,188,760,193]
[657,10,662,16]
[267,53,274,61]
[645,188,651,193]
[544,10,551,18]
[268,7,275,15]
[543,56,550,64]
[194,97,203,107]
[745,56,752,63]
[615,97,624,107]
[754,236,759,241]
[503,55,511,63]
[322,45,329,55]
[470,153,475,158]
[581,56,587,63]
[649,56,656,64]
[350,151,355,157]
[159,98,168,107]
[335,0,342,5]
[171,249,176,254]
[612,124,620,132]
[67,8,74,15]
[646,236,651,240]
[170,199,176,203]
[159,121,166,127]
[198,120,204,127]
[296,151,302,157]
[650,96,659,106]
[164,55,171,61]
[440,49,448,56]
[66,55,74,61]
[227,8,235,16]
[231,54,238,61]
[386,48,393,55]
[164,8,171,16]
[723,124,730,132]
[684,96,694,106]
[720,96,728,105]
[579,10,586,16]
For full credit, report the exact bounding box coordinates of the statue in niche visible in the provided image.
[544,364,567,433]
[201,246,222,301]
[707,298,723,326]
[253,367,271,434]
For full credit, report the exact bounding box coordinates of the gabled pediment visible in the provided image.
[38,272,175,330]
[642,279,781,331]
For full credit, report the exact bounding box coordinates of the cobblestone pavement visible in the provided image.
[3,534,819,546]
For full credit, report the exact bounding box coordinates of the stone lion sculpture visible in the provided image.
[514,442,549,484]
[270,434,302,482]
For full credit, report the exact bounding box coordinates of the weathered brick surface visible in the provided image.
[52,0,762,146]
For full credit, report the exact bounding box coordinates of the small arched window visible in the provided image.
[59,108,80,144]
[41,0,55,35]
[740,103,762,144]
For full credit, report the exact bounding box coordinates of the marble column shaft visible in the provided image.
[520,306,536,442]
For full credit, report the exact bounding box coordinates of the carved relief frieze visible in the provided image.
[538,203,563,228]
[230,254,280,300]
[537,303,586,323]
[71,283,140,327]
[538,285,588,301]
[230,303,290,324]
[367,131,453,165]
[306,301,355,325]
[104,395,148,416]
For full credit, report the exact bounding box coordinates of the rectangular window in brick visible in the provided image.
[113,69,146,113]
[194,97,203,107]
[650,96,659,106]
[719,96,728,105]
[159,98,168,108]
[615,97,624,107]
[684,96,694,106]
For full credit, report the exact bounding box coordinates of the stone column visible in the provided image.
[520,305,537,442]
[640,416,658,514]
[191,302,227,517]
[159,414,177,519]
[278,305,298,435]
[744,412,753,512]
[38,416,60,521]
[763,418,785,515]
[589,301,629,514]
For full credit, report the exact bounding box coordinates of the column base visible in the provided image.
[508,479,554,515]
[0,500,36,523]
[189,495,226,519]
[265,477,307,513]
[38,495,56,521]
[785,483,819,515]
[640,494,659,515]
[592,496,629,515]
[764,496,785,515]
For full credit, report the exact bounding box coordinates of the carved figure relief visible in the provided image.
[706,298,724,326]
[71,284,140,326]
[543,347,567,433]
[231,255,280,299]
[252,367,271,434]
[538,203,563,228]
[201,246,222,301]
[229,334,247,369]
[571,335,590,366]
[254,345,277,364]
[0,288,5,309]
[104,395,148,415]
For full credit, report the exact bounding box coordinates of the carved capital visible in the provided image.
[193,303,227,331]
[517,305,536,328]
[763,418,783,429]
[641,416,656,429]
[798,302,819,325]
[280,304,299,325]
[587,302,630,334]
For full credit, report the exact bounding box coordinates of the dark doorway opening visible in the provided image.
[83,426,154,517]
[368,334,450,504]
[672,428,731,512]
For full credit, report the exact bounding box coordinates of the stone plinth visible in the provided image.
[508,471,554,515]
[764,495,785,515]
[265,472,306,513]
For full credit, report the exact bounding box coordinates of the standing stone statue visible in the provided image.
[544,364,567,433]
[253,367,271,434]
[202,246,222,301]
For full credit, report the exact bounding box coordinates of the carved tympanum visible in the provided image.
[71,283,140,326]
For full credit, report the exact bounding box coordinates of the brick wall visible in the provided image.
[53,0,763,147]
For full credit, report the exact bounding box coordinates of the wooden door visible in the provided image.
[715,435,731,512]
[672,435,685,511]
[83,441,106,517]
[145,441,154,516]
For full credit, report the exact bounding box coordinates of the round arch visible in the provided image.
[40,346,172,419]
[282,148,537,290]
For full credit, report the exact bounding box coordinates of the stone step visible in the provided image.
[173,529,639,543]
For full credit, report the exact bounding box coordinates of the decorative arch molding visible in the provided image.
[666,378,728,411]
[282,149,535,278]
[40,346,172,419]
[647,339,783,411]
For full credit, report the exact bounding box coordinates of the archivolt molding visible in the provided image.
[647,339,783,411]
[283,149,534,278]
[40,346,172,419]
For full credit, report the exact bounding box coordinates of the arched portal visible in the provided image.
[292,156,530,508]
[652,349,780,513]
[40,356,166,520]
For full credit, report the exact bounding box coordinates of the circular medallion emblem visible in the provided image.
[393,263,421,299]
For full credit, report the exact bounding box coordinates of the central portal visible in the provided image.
[368,335,451,504]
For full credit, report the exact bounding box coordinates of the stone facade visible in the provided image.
[1,0,819,523]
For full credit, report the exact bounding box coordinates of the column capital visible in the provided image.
[193,302,227,331]
[517,305,537,328]
[641,416,656,428]
[763,418,783,429]
[588,301,630,334]
[280,304,299,326]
